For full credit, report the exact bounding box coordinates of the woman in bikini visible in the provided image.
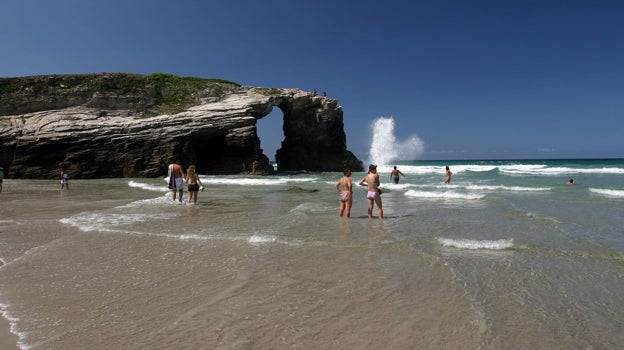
[185,165,204,205]
[444,166,452,184]
[359,164,383,219]
[335,168,353,218]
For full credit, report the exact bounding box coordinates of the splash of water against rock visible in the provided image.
[368,116,424,165]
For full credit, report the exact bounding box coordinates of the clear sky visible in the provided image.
[2,0,623,161]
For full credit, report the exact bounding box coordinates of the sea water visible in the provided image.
[0,158,623,349]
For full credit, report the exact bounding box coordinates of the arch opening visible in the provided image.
[256,107,285,166]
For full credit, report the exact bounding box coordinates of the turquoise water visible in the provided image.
[0,158,623,349]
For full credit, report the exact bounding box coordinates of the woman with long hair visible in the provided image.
[185,165,204,205]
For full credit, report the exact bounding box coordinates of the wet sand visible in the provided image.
[0,257,18,350]
[0,316,18,350]
[2,173,624,349]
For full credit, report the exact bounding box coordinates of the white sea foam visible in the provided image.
[290,202,334,213]
[372,164,624,177]
[116,195,171,209]
[165,175,316,186]
[248,235,278,244]
[415,184,550,192]
[465,185,551,192]
[179,234,211,241]
[128,180,168,192]
[383,183,412,190]
[500,166,624,175]
[60,212,178,232]
[405,190,485,200]
[437,238,514,250]
[0,302,29,350]
[374,164,497,176]
[589,188,624,198]
[201,176,317,186]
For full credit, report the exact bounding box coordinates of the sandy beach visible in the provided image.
[1,313,18,349]
[1,257,18,350]
[1,162,623,349]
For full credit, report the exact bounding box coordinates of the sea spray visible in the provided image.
[437,238,514,250]
[369,116,424,165]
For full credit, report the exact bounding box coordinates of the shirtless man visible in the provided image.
[359,164,383,219]
[168,160,186,202]
[390,166,405,184]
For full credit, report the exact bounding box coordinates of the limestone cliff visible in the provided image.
[0,73,363,178]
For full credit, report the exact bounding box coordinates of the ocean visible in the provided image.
[1,158,623,349]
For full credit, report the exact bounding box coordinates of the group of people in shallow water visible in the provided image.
[167,160,204,205]
[336,164,453,219]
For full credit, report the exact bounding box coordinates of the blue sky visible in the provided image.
[2,0,623,162]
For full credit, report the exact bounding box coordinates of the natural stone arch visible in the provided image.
[255,106,285,164]
[0,74,363,178]
[269,95,361,172]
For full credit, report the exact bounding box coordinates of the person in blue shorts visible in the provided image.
[60,170,69,190]
[390,166,405,184]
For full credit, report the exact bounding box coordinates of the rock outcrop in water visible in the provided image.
[0,73,363,178]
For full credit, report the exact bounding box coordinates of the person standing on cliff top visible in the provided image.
[168,160,186,203]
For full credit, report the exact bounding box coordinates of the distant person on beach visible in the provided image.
[167,160,186,202]
[567,178,574,185]
[335,168,353,218]
[60,170,69,190]
[359,164,383,219]
[390,166,405,184]
[445,166,452,184]
[185,165,204,205]
[0,166,3,193]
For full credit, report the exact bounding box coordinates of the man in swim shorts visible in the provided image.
[390,166,405,184]
[168,160,186,202]
[359,164,383,219]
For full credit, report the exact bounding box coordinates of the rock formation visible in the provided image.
[0,73,363,178]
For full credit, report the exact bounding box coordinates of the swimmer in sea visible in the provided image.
[444,166,452,184]
[359,164,383,219]
[390,166,405,184]
[335,168,353,218]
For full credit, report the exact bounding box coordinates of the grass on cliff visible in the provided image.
[141,73,242,116]
[0,73,243,117]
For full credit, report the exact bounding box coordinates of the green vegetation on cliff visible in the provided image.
[0,73,243,117]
